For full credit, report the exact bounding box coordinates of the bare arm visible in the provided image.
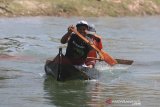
[61,25,75,44]
[61,32,72,44]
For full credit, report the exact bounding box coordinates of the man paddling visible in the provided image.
[61,20,91,66]
[61,20,104,68]
[85,24,103,68]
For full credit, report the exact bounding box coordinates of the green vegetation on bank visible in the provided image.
[0,0,160,17]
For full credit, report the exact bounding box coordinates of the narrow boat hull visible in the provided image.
[44,48,99,81]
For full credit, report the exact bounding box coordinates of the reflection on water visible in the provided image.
[44,75,143,107]
[43,76,89,107]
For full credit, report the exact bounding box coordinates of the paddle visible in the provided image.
[87,57,133,65]
[71,28,117,66]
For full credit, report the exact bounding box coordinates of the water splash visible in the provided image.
[95,61,131,71]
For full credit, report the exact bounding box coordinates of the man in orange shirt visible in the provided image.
[85,25,103,68]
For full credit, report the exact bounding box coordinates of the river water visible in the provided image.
[0,16,160,107]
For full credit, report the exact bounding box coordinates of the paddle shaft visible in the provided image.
[87,57,133,65]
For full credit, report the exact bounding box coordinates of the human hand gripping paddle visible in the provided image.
[70,28,133,66]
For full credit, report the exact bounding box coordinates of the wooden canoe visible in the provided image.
[44,48,99,81]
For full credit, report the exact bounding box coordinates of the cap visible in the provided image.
[88,24,101,42]
[89,24,96,32]
[88,24,96,35]
[76,20,88,28]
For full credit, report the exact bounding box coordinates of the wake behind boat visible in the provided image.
[44,48,99,81]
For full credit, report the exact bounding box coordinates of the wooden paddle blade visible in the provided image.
[115,59,134,65]
[101,50,117,66]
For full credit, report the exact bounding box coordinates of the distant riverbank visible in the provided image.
[1,0,160,17]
